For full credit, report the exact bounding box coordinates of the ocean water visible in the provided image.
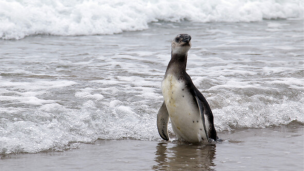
[0,0,303,39]
[0,0,303,155]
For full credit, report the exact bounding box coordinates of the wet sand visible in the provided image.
[1,123,303,171]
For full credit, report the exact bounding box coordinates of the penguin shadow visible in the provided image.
[152,141,216,170]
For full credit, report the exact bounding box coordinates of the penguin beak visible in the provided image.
[182,36,191,43]
[174,34,191,46]
[181,35,191,45]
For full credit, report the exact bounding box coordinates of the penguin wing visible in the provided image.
[193,89,217,141]
[194,92,210,141]
[157,102,169,141]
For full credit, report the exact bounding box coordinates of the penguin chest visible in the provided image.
[161,74,206,142]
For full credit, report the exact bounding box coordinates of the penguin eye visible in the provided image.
[175,37,180,42]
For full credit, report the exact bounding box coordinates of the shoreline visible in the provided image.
[1,123,303,171]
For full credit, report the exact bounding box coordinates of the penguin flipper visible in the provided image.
[157,102,169,141]
[194,93,210,142]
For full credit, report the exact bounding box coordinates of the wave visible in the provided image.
[0,0,303,39]
[1,56,303,155]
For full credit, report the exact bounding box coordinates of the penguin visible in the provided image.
[157,34,217,143]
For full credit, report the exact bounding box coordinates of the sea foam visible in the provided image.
[0,0,303,39]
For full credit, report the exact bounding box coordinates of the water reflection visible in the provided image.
[153,142,216,170]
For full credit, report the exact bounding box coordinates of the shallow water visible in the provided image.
[1,124,303,171]
[1,1,303,171]
[1,18,303,154]
[0,17,304,154]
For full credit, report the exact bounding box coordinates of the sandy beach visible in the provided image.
[1,122,303,171]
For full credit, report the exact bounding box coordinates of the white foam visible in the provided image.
[0,95,54,105]
[0,0,303,39]
[1,80,77,90]
[75,88,104,100]
[0,79,77,111]
[214,97,304,131]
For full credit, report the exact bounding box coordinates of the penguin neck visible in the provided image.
[166,53,188,77]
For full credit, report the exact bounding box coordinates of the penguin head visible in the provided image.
[171,34,191,55]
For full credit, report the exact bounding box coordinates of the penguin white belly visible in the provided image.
[162,74,207,142]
